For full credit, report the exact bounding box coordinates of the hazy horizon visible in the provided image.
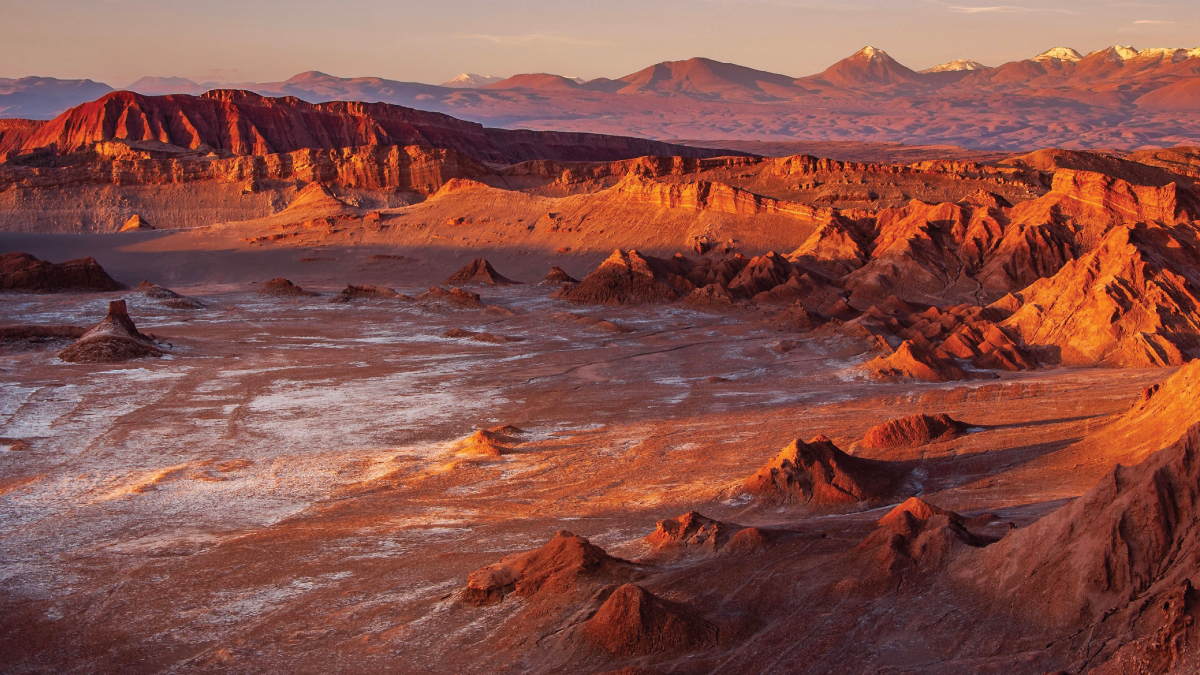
[3,0,1199,87]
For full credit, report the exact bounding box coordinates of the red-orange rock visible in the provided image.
[579,584,718,656]
[58,300,163,363]
[463,531,641,607]
[554,249,695,305]
[1,252,124,292]
[744,434,906,505]
[860,413,969,450]
[443,258,519,285]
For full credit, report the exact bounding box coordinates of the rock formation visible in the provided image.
[137,281,203,309]
[743,434,907,505]
[119,215,155,232]
[257,278,317,297]
[443,258,519,285]
[329,284,411,303]
[543,266,578,283]
[1,252,124,292]
[57,300,163,363]
[554,249,695,305]
[442,328,523,344]
[418,286,483,308]
[455,426,525,457]
[1002,222,1200,367]
[579,584,719,656]
[860,413,969,449]
[644,512,745,556]
[463,531,642,607]
[16,90,730,165]
[0,325,86,346]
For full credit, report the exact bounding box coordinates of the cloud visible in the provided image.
[459,33,610,47]
[1132,19,1178,25]
[930,0,1072,13]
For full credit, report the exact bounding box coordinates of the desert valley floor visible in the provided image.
[0,240,1187,673]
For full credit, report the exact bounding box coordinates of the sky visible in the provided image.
[2,0,1199,86]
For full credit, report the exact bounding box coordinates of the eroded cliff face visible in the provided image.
[11,90,734,164]
[0,143,487,194]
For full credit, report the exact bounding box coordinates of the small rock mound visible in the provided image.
[1,252,124,292]
[579,583,718,656]
[770,303,824,332]
[0,325,87,346]
[860,413,969,450]
[554,249,694,305]
[456,426,525,457]
[645,511,744,555]
[859,497,996,583]
[744,435,906,505]
[864,340,972,383]
[418,286,483,308]
[58,300,164,363]
[137,281,204,309]
[544,266,578,283]
[119,215,155,232]
[464,531,641,607]
[444,258,520,285]
[258,278,317,297]
[443,328,523,344]
[684,283,735,308]
[551,312,630,333]
[329,284,411,303]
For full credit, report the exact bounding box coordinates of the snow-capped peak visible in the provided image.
[441,73,504,88]
[857,46,886,60]
[922,59,989,73]
[1033,47,1083,63]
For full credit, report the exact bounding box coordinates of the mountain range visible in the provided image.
[3,45,1199,150]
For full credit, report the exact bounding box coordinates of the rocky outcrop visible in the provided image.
[1,252,124,292]
[463,531,642,607]
[1002,222,1200,367]
[543,266,578,283]
[418,286,483,308]
[17,90,732,165]
[58,300,163,363]
[743,434,907,505]
[136,281,204,309]
[119,215,154,232]
[258,278,317,297]
[443,328,522,344]
[960,418,1200,672]
[455,426,525,457]
[579,584,719,656]
[864,340,970,383]
[443,258,519,285]
[644,512,747,556]
[329,284,411,303]
[555,249,695,305]
[860,413,970,449]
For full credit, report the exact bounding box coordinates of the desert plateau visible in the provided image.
[5,3,1200,673]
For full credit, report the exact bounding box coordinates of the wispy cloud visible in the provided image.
[459,33,610,47]
[930,0,1073,13]
[1132,19,1178,24]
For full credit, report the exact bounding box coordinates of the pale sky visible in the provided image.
[2,0,1199,86]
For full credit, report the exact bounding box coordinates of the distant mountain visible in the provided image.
[1033,47,1083,63]
[125,77,206,96]
[612,57,803,101]
[922,59,988,74]
[802,46,922,89]
[483,73,587,91]
[441,73,504,88]
[3,44,1200,150]
[0,77,113,119]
